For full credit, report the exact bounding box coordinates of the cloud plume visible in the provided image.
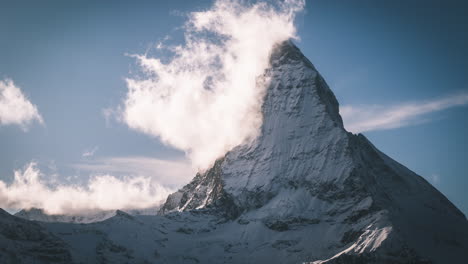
[0,162,173,215]
[0,79,43,129]
[122,0,304,170]
[341,92,468,133]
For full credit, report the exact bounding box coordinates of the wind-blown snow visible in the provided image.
[122,0,304,170]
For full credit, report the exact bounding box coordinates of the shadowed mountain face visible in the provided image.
[2,41,467,263]
[0,209,72,263]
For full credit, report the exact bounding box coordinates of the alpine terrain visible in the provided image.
[1,40,467,263]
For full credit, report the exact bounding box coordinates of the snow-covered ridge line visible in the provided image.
[14,206,160,224]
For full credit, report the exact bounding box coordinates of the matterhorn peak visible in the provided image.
[160,40,350,215]
[158,40,468,263]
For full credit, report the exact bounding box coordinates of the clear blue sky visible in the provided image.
[1,0,467,214]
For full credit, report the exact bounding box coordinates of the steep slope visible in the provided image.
[158,40,468,263]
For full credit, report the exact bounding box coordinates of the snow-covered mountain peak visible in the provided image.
[268,40,343,126]
[161,40,352,215]
[157,40,468,263]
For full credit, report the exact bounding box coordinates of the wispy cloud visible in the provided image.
[0,78,43,129]
[340,92,468,133]
[82,146,99,158]
[72,156,195,186]
[102,107,120,127]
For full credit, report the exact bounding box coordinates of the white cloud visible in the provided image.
[121,0,304,170]
[340,92,468,133]
[72,156,195,186]
[102,107,121,127]
[82,146,99,158]
[0,162,174,215]
[0,79,43,129]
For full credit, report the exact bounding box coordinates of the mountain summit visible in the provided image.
[161,40,348,216]
[159,40,468,263]
[1,41,467,263]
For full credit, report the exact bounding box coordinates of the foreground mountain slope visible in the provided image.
[0,209,71,263]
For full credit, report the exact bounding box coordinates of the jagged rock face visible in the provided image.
[159,40,468,263]
[160,158,241,219]
[159,159,225,213]
[160,41,369,220]
[222,41,352,211]
[160,41,351,214]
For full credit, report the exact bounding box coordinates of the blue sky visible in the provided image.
[1,0,467,214]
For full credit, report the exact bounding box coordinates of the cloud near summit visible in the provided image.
[122,0,305,170]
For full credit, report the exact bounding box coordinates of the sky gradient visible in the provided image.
[1,0,467,214]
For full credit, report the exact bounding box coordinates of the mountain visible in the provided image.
[15,208,117,224]
[0,209,71,263]
[2,40,467,263]
[14,207,160,224]
[158,40,468,263]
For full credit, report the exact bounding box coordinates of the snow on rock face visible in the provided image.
[160,40,353,215]
[221,40,351,209]
[156,40,468,263]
